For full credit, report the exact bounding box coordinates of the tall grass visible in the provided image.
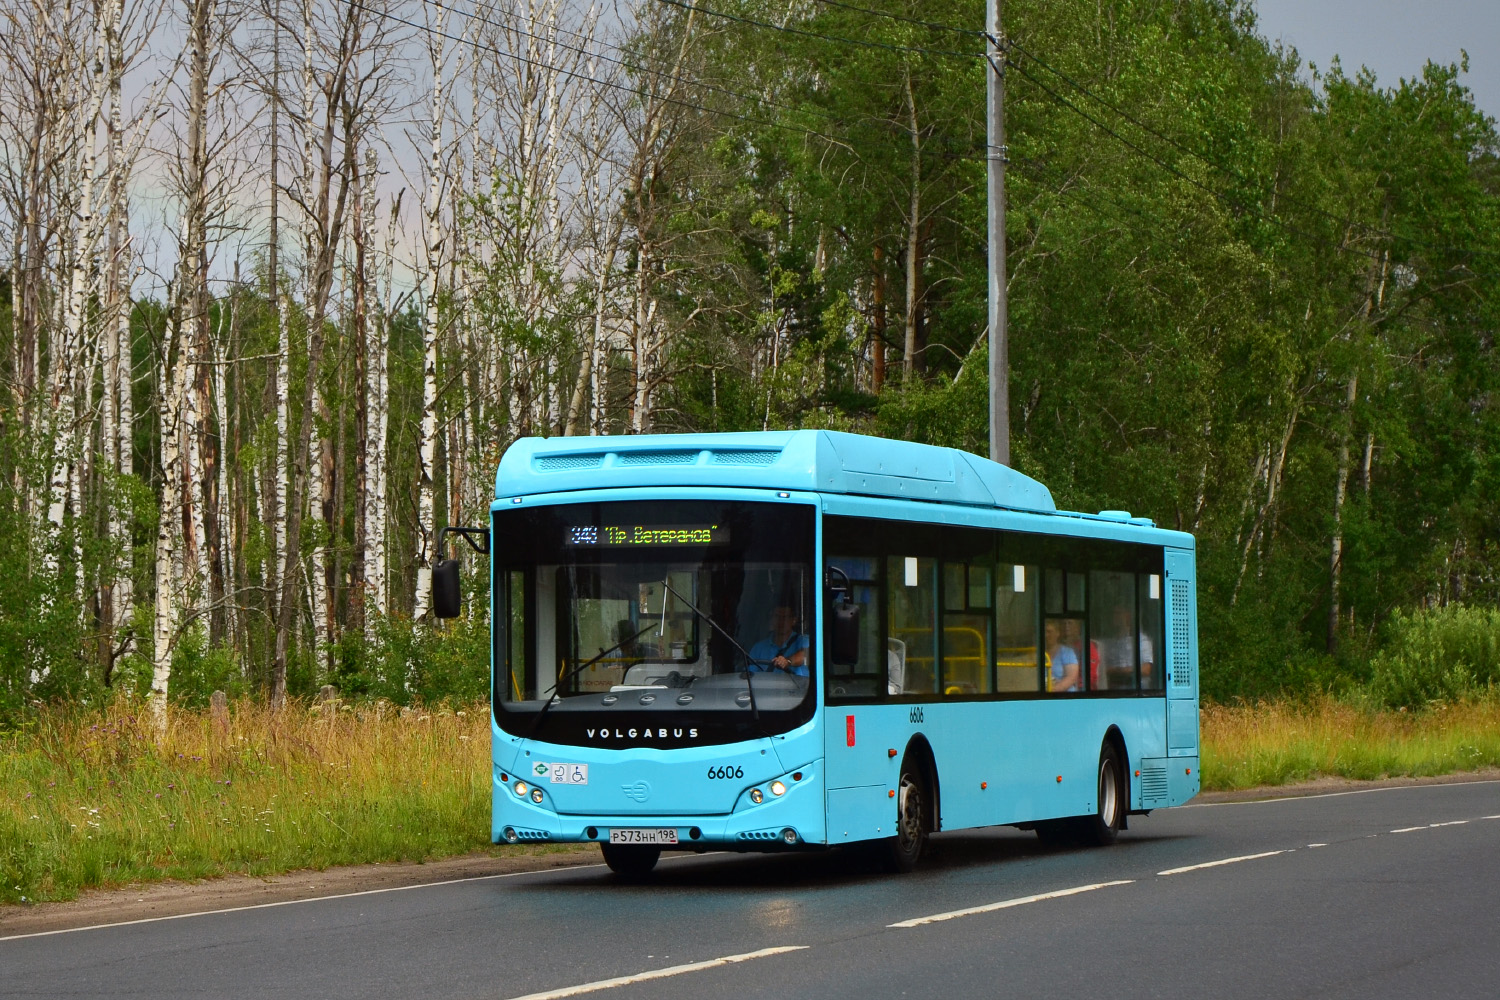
[0,698,500,905]
[1201,694,1500,790]
[4,694,1500,904]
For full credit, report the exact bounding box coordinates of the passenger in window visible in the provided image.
[1098,605,1147,690]
[747,604,810,676]
[1045,620,1081,692]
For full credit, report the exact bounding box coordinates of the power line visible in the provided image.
[352,0,852,149]
[423,0,989,164]
[1004,55,1391,265]
[804,0,983,37]
[1007,37,1500,262]
[438,0,861,133]
[652,0,980,60]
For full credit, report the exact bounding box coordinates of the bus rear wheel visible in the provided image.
[1079,742,1124,846]
[601,843,661,877]
[880,758,929,873]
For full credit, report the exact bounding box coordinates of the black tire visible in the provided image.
[880,756,929,873]
[601,843,661,877]
[1079,741,1125,846]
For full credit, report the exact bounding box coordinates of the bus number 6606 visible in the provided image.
[706,765,744,780]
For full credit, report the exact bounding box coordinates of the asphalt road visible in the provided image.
[4,781,1498,999]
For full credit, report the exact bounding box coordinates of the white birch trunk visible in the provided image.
[413,1,448,622]
[151,259,194,728]
[902,69,922,378]
[274,292,291,607]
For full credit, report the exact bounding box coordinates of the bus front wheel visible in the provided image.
[882,758,929,873]
[601,843,661,877]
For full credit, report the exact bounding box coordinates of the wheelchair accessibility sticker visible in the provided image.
[538,762,589,785]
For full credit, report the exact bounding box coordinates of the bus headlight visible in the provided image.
[514,781,529,797]
[749,788,764,804]
[530,787,544,804]
[770,780,786,797]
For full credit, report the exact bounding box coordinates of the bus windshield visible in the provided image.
[492,499,816,741]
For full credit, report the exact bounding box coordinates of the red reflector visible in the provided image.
[846,715,856,747]
[1056,775,1062,783]
[981,782,988,790]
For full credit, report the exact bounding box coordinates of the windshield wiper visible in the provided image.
[529,622,658,738]
[658,579,765,726]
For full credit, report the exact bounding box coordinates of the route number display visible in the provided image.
[564,524,729,547]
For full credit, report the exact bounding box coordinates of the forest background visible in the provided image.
[2,0,1498,723]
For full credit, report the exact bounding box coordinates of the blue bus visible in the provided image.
[433,430,1200,875]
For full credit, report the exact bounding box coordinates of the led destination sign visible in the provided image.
[565,524,730,547]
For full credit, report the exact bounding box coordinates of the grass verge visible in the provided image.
[4,694,1499,904]
[1201,694,1500,790]
[0,698,530,905]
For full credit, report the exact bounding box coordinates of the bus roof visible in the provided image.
[497,430,1065,515]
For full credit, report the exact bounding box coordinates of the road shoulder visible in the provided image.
[1193,766,1500,804]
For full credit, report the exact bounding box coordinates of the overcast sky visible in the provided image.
[1253,0,1499,120]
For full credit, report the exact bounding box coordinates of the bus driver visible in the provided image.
[746,604,810,676]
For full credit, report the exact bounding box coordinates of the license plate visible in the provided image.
[609,827,678,845]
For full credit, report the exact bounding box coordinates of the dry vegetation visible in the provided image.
[1201,695,1500,789]
[4,694,1500,904]
[1,698,499,905]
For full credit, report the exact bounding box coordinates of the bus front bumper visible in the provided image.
[492,763,827,848]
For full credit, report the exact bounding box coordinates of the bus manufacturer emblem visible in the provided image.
[622,781,651,803]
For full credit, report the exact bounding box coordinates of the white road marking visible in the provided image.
[1391,826,1427,833]
[504,946,808,1000]
[1307,843,1327,848]
[0,848,737,944]
[887,881,1134,928]
[1484,815,1500,820]
[1431,820,1468,827]
[1157,850,1286,876]
[0,862,610,943]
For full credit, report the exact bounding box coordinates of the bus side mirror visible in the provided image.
[831,602,861,666]
[433,559,461,619]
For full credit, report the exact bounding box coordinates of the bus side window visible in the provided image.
[1139,572,1164,691]
[942,561,993,696]
[826,556,882,699]
[1089,570,1137,691]
[888,556,938,695]
[996,564,1040,692]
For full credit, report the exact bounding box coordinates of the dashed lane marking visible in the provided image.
[1391,826,1428,833]
[503,947,809,1000]
[1157,850,1287,876]
[887,881,1134,929]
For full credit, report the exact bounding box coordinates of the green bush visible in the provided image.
[166,628,248,708]
[1368,605,1500,708]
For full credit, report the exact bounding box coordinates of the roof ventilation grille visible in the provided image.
[712,450,779,467]
[618,451,697,466]
[536,454,603,471]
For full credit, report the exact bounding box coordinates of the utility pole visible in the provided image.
[986,0,1010,466]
